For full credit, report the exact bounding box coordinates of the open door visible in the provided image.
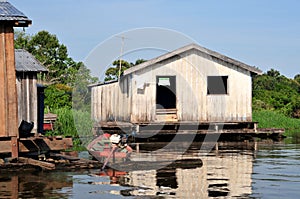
[156,76,177,121]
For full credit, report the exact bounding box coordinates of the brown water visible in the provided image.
[0,141,299,199]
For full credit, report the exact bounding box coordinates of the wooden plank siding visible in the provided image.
[91,46,256,125]
[0,25,18,137]
[16,72,38,134]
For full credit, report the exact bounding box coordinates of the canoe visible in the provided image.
[87,134,129,162]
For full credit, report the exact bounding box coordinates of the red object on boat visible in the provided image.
[43,123,53,131]
[89,150,127,159]
[43,113,57,131]
[87,133,129,161]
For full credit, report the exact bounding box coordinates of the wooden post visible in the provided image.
[136,143,140,153]
[0,25,19,157]
[11,176,19,199]
[215,142,219,151]
[11,137,19,158]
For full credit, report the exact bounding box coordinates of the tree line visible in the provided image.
[253,69,300,119]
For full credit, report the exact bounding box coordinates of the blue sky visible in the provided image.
[10,0,300,78]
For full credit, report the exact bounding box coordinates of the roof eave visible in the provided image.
[123,43,263,76]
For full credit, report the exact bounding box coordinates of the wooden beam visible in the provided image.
[0,137,73,154]
[11,137,19,158]
[0,25,18,138]
[18,157,55,170]
[5,26,18,137]
[0,25,8,137]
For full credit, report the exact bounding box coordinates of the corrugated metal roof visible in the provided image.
[124,43,263,76]
[15,49,48,72]
[0,1,31,26]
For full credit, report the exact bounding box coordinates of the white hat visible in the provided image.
[110,134,121,144]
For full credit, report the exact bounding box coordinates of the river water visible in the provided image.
[0,139,299,199]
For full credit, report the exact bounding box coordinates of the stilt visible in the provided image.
[254,141,258,151]
[215,142,219,152]
[11,136,19,158]
[136,143,140,153]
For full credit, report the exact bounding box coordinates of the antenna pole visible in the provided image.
[118,36,125,81]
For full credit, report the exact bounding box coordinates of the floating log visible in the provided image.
[18,157,55,170]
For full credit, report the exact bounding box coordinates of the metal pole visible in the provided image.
[118,36,124,80]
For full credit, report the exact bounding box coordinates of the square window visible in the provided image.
[207,76,228,94]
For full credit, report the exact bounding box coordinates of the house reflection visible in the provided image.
[0,171,72,199]
[121,147,254,198]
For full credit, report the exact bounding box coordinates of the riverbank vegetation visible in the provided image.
[14,30,97,149]
[252,69,300,135]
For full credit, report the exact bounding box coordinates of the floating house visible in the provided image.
[0,1,72,158]
[90,43,263,133]
[0,0,32,157]
[15,49,48,135]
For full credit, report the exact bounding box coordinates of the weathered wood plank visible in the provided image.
[5,26,18,137]
[18,157,55,170]
[0,25,7,136]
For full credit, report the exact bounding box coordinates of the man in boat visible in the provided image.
[87,132,132,162]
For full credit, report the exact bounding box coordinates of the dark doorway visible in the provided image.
[156,76,176,109]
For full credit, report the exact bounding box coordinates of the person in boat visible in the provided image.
[87,132,132,160]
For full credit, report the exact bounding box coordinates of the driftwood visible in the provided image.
[18,157,55,170]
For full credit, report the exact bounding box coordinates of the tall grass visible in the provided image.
[253,110,300,136]
[46,108,94,150]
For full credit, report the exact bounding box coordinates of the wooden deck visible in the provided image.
[0,136,73,155]
[94,121,285,141]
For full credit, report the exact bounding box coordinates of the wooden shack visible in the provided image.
[0,1,73,158]
[0,0,32,157]
[90,43,263,133]
[15,49,48,134]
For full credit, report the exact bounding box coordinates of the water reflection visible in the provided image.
[0,170,72,199]
[112,143,254,198]
[5,141,296,198]
[88,143,254,198]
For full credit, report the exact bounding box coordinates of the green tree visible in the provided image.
[104,59,147,81]
[253,69,300,118]
[14,30,98,111]
[15,30,78,84]
[294,74,300,84]
[72,62,98,111]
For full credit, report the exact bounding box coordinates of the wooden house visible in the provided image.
[0,0,31,157]
[90,43,262,132]
[0,1,72,158]
[15,49,48,134]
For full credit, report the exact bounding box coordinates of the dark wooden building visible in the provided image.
[0,0,31,157]
[15,49,48,134]
[0,1,72,158]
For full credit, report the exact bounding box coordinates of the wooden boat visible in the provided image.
[89,149,128,161]
[87,133,129,162]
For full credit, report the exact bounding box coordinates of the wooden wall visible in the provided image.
[0,25,18,137]
[91,79,131,123]
[91,49,253,124]
[16,72,38,134]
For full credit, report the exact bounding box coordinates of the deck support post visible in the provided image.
[254,123,258,133]
[11,136,19,158]
[215,142,219,151]
[214,124,219,132]
[135,125,140,133]
[254,141,258,151]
